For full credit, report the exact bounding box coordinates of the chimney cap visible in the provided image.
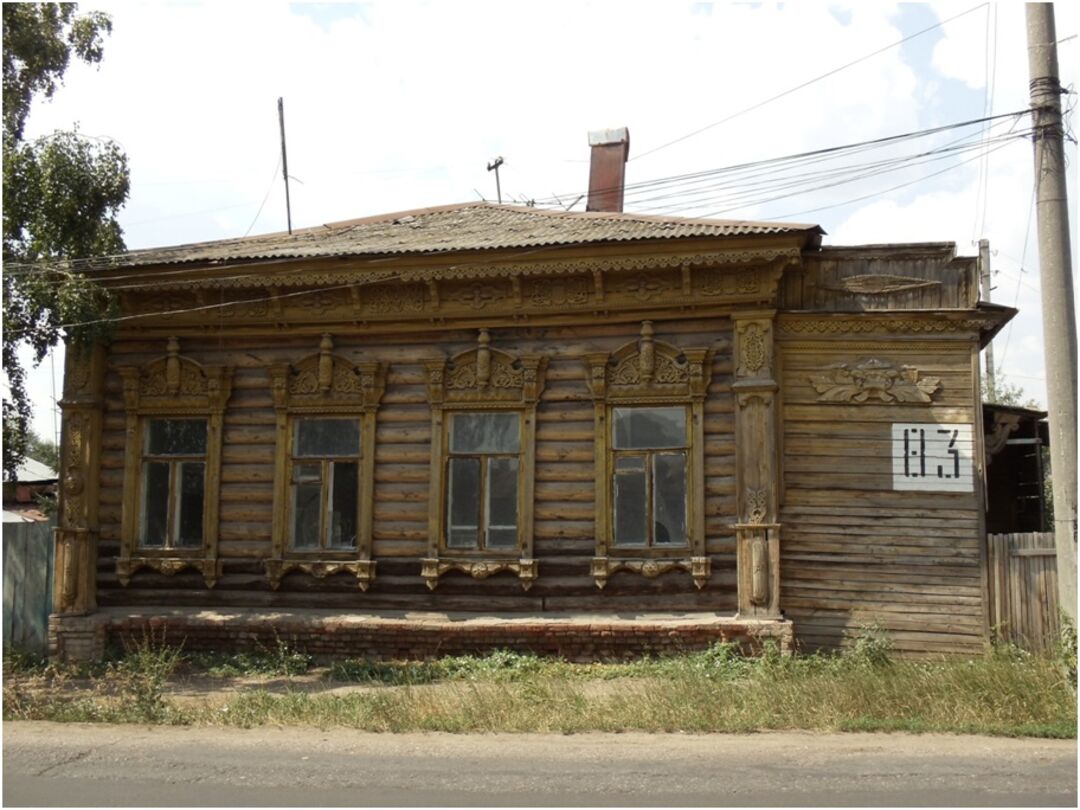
[588,127,629,147]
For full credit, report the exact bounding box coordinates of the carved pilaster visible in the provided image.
[54,344,107,616]
[733,312,782,619]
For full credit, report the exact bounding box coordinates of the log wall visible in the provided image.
[95,317,738,613]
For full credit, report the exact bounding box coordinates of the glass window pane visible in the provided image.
[141,461,170,547]
[653,453,688,546]
[328,462,358,549]
[612,407,687,450]
[295,418,360,457]
[447,457,480,548]
[176,462,205,548]
[486,457,518,548]
[293,463,321,484]
[613,456,647,546]
[292,482,322,549]
[147,419,206,456]
[450,412,520,453]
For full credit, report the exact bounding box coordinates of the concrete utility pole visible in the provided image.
[979,238,997,396]
[1026,3,1077,623]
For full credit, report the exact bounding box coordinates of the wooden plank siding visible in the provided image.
[95,318,738,612]
[777,332,987,655]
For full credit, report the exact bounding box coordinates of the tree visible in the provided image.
[2,3,129,479]
[27,430,60,472]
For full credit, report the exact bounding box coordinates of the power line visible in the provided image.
[630,3,989,163]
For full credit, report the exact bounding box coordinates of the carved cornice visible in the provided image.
[590,556,710,590]
[426,329,547,407]
[115,556,219,588]
[420,558,538,591]
[270,334,386,413]
[809,358,941,404]
[265,559,376,591]
[584,321,713,403]
[778,317,992,336]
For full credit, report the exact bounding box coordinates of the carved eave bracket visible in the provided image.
[420,558,539,591]
[116,556,220,588]
[270,333,387,414]
[266,559,377,591]
[426,329,547,407]
[590,556,710,590]
[810,358,941,404]
[584,321,714,404]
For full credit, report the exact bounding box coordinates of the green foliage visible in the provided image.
[186,640,314,678]
[1,3,128,479]
[981,372,1042,409]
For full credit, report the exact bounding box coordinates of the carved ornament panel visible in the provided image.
[810,358,941,404]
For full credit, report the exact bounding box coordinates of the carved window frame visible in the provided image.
[116,338,233,588]
[267,335,386,591]
[423,329,547,591]
[585,321,713,589]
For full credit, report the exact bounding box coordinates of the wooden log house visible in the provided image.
[50,130,1013,660]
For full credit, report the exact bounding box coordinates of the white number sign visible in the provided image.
[891,423,974,492]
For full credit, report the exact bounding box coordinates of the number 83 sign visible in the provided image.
[891,423,974,492]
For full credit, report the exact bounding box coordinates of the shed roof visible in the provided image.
[15,458,57,483]
[88,203,822,270]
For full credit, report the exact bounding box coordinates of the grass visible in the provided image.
[4,631,1076,737]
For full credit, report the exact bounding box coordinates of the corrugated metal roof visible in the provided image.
[91,203,821,270]
[16,458,57,482]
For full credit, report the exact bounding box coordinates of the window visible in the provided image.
[266,336,385,590]
[289,418,362,550]
[446,412,521,550]
[140,418,208,549]
[611,406,689,548]
[583,321,712,589]
[422,329,547,590]
[116,337,233,588]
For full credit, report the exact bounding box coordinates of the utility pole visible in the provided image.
[1026,3,1077,622]
[487,156,504,204]
[278,97,293,235]
[979,238,997,397]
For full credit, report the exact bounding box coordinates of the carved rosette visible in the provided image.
[590,557,710,590]
[809,358,941,404]
[420,558,539,591]
[266,559,377,591]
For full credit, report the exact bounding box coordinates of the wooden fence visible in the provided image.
[2,518,55,655]
[987,532,1060,653]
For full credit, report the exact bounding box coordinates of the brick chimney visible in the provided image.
[586,127,630,212]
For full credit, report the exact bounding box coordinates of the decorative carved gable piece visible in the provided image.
[810,358,941,404]
[117,337,232,413]
[825,274,943,295]
[270,334,386,413]
[585,321,712,402]
[426,329,547,406]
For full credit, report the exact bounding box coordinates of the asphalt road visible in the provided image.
[3,722,1076,807]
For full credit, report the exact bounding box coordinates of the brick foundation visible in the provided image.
[54,607,794,662]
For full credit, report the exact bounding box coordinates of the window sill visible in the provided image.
[590,555,710,590]
[265,558,376,591]
[116,555,219,588]
[421,556,538,591]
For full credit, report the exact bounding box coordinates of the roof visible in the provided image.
[89,203,822,271]
[15,458,57,483]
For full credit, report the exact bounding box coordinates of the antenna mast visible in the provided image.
[487,156,504,204]
[278,97,293,234]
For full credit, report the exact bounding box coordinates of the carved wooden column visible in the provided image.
[54,344,107,616]
[732,312,782,618]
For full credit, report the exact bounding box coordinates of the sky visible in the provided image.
[11,0,1079,447]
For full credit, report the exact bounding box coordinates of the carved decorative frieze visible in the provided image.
[119,337,233,414]
[426,329,547,407]
[270,334,386,413]
[420,558,538,591]
[778,318,992,336]
[364,282,427,314]
[590,556,710,590]
[696,268,763,297]
[449,280,506,310]
[265,559,376,591]
[809,358,941,404]
[525,275,591,307]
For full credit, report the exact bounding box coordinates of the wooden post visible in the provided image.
[733,312,782,618]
